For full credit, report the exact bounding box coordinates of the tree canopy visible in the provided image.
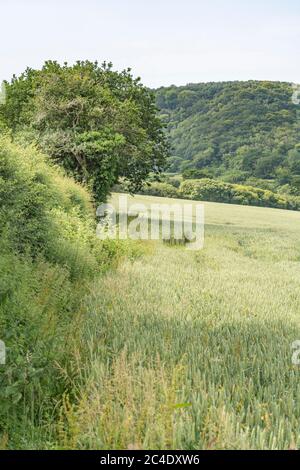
[0,61,169,200]
[155,81,300,190]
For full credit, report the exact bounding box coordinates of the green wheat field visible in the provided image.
[64,193,300,450]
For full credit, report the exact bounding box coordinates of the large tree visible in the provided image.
[1,61,169,200]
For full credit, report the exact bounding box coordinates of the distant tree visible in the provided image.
[193,147,216,169]
[236,146,259,172]
[290,175,300,193]
[275,167,291,185]
[287,149,300,174]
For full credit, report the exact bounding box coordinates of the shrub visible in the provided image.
[182,168,214,180]
[179,178,299,210]
[1,61,169,201]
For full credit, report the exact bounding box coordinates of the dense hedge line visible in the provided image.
[118,178,300,211]
[139,182,179,198]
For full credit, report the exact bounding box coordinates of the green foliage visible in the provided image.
[1,61,169,201]
[155,81,299,187]
[182,168,213,179]
[3,68,300,450]
[0,136,98,265]
[179,178,299,210]
[139,181,179,198]
[115,174,299,211]
[53,194,300,450]
[0,138,141,445]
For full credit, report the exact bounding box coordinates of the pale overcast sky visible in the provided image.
[0,0,299,87]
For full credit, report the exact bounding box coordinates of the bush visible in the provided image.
[0,137,141,445]
[166,176,182,188]
[139,182,179,198]
[179,178,300,210]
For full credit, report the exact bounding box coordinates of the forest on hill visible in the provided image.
[155,81,300,194]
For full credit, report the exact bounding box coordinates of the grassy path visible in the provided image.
[68,198,300,449]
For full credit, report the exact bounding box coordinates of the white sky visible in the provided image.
[0,0,299,87]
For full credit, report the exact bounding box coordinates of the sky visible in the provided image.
[0,0,299,88]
